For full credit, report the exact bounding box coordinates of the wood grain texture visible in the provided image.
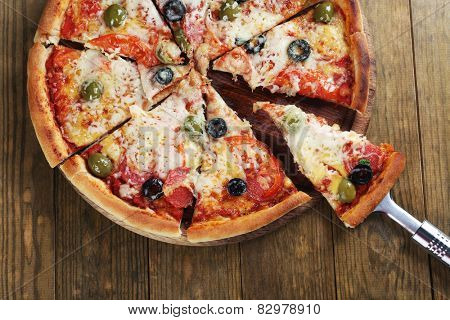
[332,0,434,299]
[149,242,242,299]
[0,0,55,300]
[410,0,450,300]
[54,171,149,299]
[0,0,447,300]
[240,200,336,299]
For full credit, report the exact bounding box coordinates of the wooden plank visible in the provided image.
[332,0,433,299]
[54,171,150,299]
[410,0,449,300]
[240,200,336,299]
[0,0,55,299]
[149,242,242,299]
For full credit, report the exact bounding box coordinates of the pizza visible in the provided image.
[254,102,405,227]
[28,0,405,242]
[188,85,310,242]
[155,0,210,58]
[60,72,310,240]
[60,71,207,238]
[36,0,183,67]
[213,0,370,112]
[28,43,189,168]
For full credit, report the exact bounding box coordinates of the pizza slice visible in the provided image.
[36,0,182,67]
[155,0,210,58]
[60,71,207,239]
[139,63,192,104]
[213,0,370,112]
[28,43,151,167]
[190,0,318,73]
[187,86,311,242]
[254,102,406,227]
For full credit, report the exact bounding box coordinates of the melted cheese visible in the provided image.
[214,9,350,98]
[258,103,370,208]
[67,0,172,44]
[60,49,146,147]
[100,74,206,183]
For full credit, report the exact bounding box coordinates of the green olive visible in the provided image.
[87,153,113,178]
[183,115,204,138]
[104,4,128,28]
[283,110,304,133]
[219,0,241,22]
[156,41,178,64]
[338,179,356,203]
[81,80,103,101]
[313,1,335,24]
[174,28,191,53]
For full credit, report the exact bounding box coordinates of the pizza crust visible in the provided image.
[187,192,311,243]
[27,43,72,168]
[349,32,370,113]
[34,0,70,43]
[60,155,183,239]
[340,152,406,227]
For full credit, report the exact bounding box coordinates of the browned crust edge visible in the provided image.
[28,43,71,168]
[187,191,311,243]
[349,32,370,113]
[340,152,406,227]
[60,155,182,239]
[34,0,69,43]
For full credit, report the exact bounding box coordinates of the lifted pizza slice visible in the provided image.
[213,0,370,112]
[187,85,310,242]
[254,102,406,227]
[36,0,182,67]
[60,71,207,239]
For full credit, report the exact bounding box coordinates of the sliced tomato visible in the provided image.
[225,136,284,201]
[47,46,81,69]
[61,0,101,39]
[88,34,159,68]
[246,156,283,202]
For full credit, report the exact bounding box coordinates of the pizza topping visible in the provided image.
[142,178,165,201]
[87,153,113,178]
[338,178,356,203]
[314,1,335,24]
[183,115,205,138]
[227,178,247,196]
[164,167,194,208]
[163,0,187,22]
[283,108,306,133]
[156,40,182,64]
[288,39,311,62]
[349,162,373,185]
[207,118,228,139]
[89,34,159,68]
[153,67,174,85]
[219,0,241,22]
[104,4,128,29]
[174,28,191,53]
[244,35,267,54]
[246,156,283,202]
[80,80,104,101]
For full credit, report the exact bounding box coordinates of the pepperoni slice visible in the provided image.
[165,167,190,186]
[246,156,283,202]
[88,34,159,68]
[344,144,386,174]
[164,167,193,209]
[165,186,193,209]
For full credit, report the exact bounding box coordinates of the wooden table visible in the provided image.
[0,0,448,299]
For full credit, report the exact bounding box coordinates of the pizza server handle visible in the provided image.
[375,193,450,268]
